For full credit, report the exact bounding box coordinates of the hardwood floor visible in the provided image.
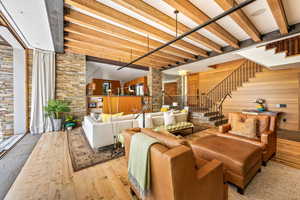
[5,129,300,199]
[4,132,131,200]
[274,138,300,169]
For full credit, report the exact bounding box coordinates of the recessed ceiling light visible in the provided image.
[250,8,266,17]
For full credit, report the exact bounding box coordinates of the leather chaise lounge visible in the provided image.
[123,128,228,200]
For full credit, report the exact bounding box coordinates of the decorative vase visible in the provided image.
[53,119,62,131]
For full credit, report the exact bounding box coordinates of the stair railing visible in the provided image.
[198,60,263,115]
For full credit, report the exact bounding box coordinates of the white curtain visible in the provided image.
[30,49,55,134]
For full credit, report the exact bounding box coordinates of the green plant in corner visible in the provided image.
[44,99,71,131]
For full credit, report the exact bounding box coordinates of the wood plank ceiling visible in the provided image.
[63,0,290,70]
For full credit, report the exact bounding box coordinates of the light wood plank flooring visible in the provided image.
[5,129,300,199]
[4,132,131,200]
[274,138,300,169]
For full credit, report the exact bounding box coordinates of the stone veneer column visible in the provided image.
[56,52,87,119]
[147,67,162,112]
[0,44,13,137]
[27,51,87,124]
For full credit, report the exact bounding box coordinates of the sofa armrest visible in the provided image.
[260,130,274,145]
[197,159,227,200]
[197,159,223,181]
[219,124,231,133]
[122,128,141,160]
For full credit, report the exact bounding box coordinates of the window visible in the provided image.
[136,84,144,96]
[103,82,112,95]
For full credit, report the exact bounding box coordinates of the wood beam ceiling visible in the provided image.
[163,0,239,48]
[64,23,182,62]
[64,10,195,60]
[267,0,289,35]
[65,45,161,68]
[65,33,174,65]
[65,0,208,57]
[86,56,149,71]
[111,0,222,53]
[64,41,165,68]
[215,0,261,42]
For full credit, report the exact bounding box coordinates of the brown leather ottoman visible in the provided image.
[190,135,262,194]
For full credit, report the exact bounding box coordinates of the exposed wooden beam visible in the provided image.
[44,0,64,52]
[164,22,300,71]
[163,0,239,48]
[215,0,261,42]
[111,0,222,53]
[65,32,176,64]
[66,46,155,69]
[64,10,195,59]
[267,0,288,35]
[65,34,173,66]
[86,56,149,71]
[64,42,164,68]
[65,0,208,57]
[64,23,182,62]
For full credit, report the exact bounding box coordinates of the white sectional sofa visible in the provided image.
[82,115,138,149]
[82,111,191,149]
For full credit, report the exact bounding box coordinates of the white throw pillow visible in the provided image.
[152,116,164,127]
[174,113,188,123]
[164,111,176,126]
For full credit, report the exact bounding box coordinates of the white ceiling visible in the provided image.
[163,52,243,75]
[0,0,54,51]
[67,0,300,75]
[86,61,148,83]
[237,45,300,68]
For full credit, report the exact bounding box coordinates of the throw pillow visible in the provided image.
[174,113,188,123]
[164,111,176,126]
[102,112,124,122]
[230,118,258,139]
[160,107,169,112]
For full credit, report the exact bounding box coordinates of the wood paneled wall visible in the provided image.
[223,68,300,131]
[102,96,142,114]
[164,82,178,96]
[187,59,246,95]
[88,79,121,95]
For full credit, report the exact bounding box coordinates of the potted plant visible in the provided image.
[64,115,80,131]
[44,99,71,131]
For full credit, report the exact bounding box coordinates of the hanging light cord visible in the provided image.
[175,10,179,37]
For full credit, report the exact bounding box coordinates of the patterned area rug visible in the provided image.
[67,128,124,171]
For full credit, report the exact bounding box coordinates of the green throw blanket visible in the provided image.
[128,133,159,198]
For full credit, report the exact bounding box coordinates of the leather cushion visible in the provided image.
[141,128,187,148]
[191,135,261,176]
[247,115,270,136]
[230,118,258,139]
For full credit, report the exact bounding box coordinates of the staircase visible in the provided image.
[190,60,263,126]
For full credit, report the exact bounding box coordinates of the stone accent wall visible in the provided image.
[27,51,86,126]
[147,68,162,112]
[56,52,86,119]
[0,44,13,137]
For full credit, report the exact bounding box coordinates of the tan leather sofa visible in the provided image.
[218,112,277,165]
[123,128,228,200]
